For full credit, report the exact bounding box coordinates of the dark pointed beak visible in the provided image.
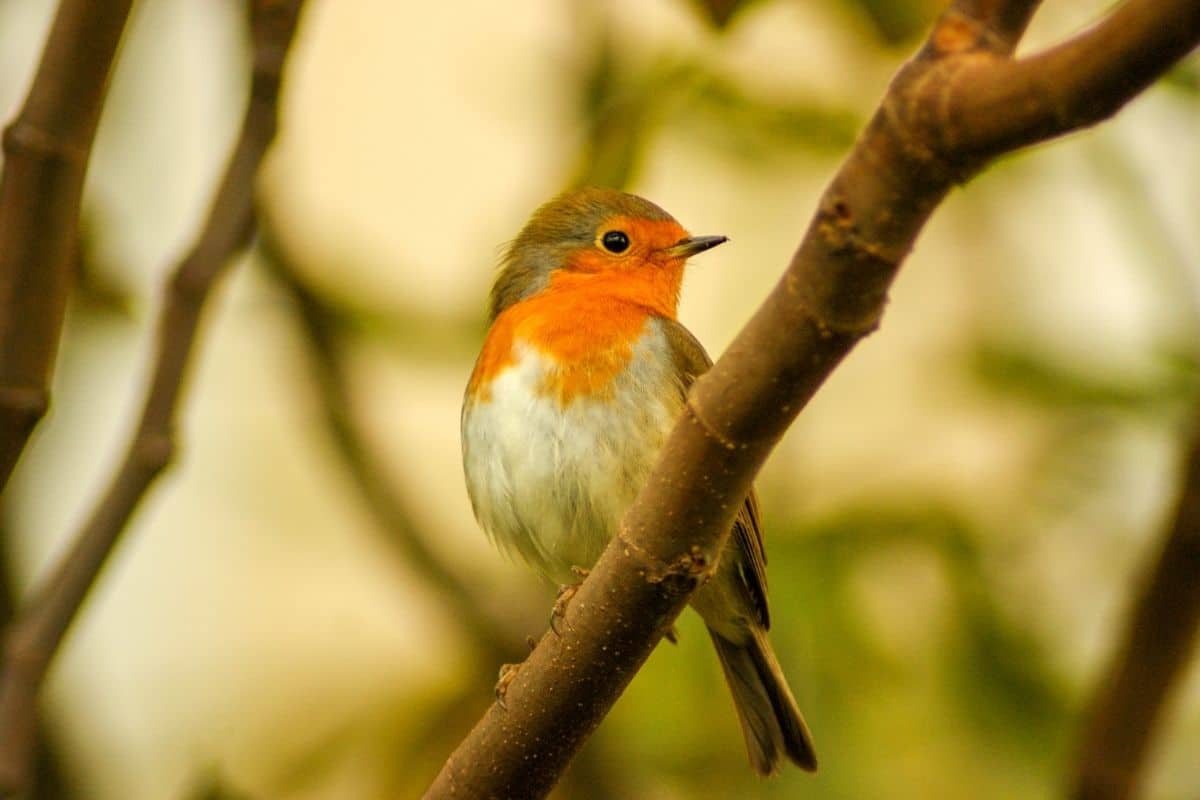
[662,235,728,259]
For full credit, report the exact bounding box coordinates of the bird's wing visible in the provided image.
[661,318,770,628]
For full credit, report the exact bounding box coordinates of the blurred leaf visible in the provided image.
[940,539,1072,761]
[779,504,1068,784]
[568,16,861,186]
[249,250,485,362]
[839,0,941,44]
[1083,136,1200,355]
[301,284,485,361]
[678,68,861,161]
[1161,59,1200,94]
[182,772,255,800]
[72,209,137,318]
[569,24,697,188]
[688,0,764,29]
[970,341,1200,416]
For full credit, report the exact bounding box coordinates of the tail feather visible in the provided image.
[708,627,817,775]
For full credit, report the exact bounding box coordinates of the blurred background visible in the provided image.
[1,0,1198,797]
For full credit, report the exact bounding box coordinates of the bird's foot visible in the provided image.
[495,662,521,709]
[549,566,590,636]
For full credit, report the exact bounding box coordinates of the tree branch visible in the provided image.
[0,0,134,492]
[261,221,641,799]
[1068,407,1200,800]
[0,2,308,795]
[424,1,1200,797]
[0,525,68,800]
[257,223,524,663]
[950,0,1042,53]
[934,0,1200,160]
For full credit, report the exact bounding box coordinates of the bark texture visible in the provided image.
[0,0,134,491]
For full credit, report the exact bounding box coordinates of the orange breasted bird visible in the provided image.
[461,187,817,775]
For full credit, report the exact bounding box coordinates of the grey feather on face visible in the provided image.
[488,187,675,322]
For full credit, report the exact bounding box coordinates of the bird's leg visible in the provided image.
[496,635,544,707]
[549,566,590,636]
[495,662,521,709]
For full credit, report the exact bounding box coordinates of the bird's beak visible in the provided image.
[662,235,728,259]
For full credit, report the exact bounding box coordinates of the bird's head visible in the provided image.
[489,187,727,321]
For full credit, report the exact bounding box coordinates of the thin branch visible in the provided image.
[1068,408,1200,800]
[0,2,308,795]
[0,0,134,492]
[0,527,68,800]
[424,1,1200,797]
[260,223,637,799]
[257,224,523,663]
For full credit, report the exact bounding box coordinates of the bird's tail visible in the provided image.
[707,626,817,775]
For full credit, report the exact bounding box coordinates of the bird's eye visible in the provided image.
[601,230,630,254]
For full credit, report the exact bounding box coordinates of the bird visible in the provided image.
[460,186,817,775]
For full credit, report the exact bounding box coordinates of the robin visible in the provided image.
[461,187,817,775]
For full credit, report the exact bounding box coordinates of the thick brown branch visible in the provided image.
[950,0,1042,53]
[939,0,1200,160]
[0,0,134,492]
[1068,409,1200,800]
[0,3,307,795]
[425,2,1199,797]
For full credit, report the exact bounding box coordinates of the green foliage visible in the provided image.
[689,0,764,29]
[678,69,862,161]
[594,503,1079,798]
[569,13,862,190]
[1163,60,1200,94]
[836,0,941,44]
[970,342,1199,417]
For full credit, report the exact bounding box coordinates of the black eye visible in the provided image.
[601,230,630,253]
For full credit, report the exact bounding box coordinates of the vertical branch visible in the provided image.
[0,2,308,795]
[0,0,135,491]
[1069,409,1200,800]
[0,528,68,800]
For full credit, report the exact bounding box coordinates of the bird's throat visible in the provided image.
[467,268,678,407]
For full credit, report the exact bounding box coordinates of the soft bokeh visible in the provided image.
[1,0,1197,798]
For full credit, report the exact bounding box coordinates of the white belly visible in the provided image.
[461,322,682,584]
